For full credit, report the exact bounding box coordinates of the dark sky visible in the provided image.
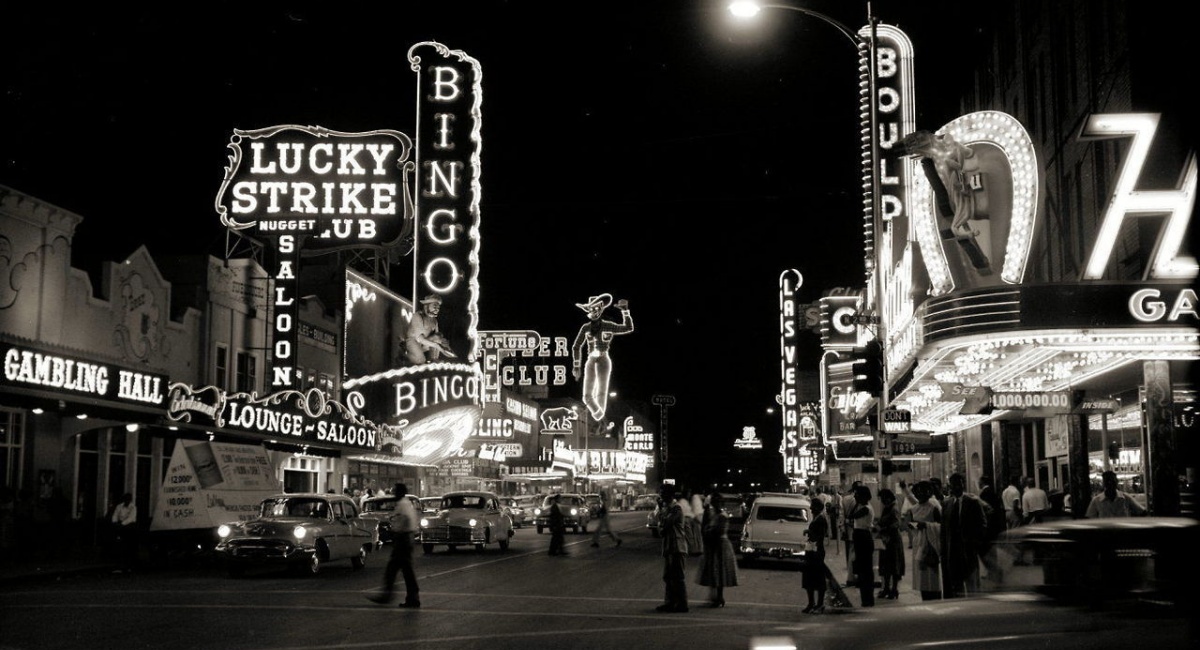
[3,1,987,482]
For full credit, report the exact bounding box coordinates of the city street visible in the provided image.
[1,512,1194,650]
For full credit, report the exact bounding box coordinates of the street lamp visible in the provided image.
[728,1,881,286]
[730,0,885,479]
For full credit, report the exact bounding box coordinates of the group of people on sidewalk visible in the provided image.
[807,469,1150,610]
[656,486,739,613]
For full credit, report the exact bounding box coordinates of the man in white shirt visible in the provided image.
[367,482,421,608]
[111,492,137,572]
[1085,471,1147,518]
[1020,477,1049,524]
[1000,476,1023,528]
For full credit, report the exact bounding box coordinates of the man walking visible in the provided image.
[367,482,420,608]
[1001,475,1023,529]
[590,489,622,548]
[1020,477,1049,525]
[548,494,568,556]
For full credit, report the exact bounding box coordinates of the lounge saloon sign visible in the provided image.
[165,383,383,451]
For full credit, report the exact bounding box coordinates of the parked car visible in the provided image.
[737,492,813,567]
[532,493,591,534]
[418,490,514,553]
[214,493,376,576]
[358,493,423,548]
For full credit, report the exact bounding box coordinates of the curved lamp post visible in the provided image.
[730,0,884,479]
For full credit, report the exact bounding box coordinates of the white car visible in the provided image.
[418,490,514,553]
[737,492,814,567]
[214,493,376,576]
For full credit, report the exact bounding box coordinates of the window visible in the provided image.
[0,409,25,491]
[214,345,229,390]
[235,351,257,394]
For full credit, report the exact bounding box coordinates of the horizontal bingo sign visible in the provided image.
[881,408,911,434]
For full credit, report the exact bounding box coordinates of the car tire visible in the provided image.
[298,547,322,575]
[422,543,434,554]
[536,525,544,534]
[352,545,368,570]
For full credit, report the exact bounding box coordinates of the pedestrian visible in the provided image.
[675,489,702,557]
[656,486,689,613]
[697,491,737,607]
[941,473,987,598]
[590,489,622,548]
[367,482,421,608]
[1001,475,1023,529]
[1085,470,1147,518]
[840,480,861,585]
[548,493,568,556]
[929,477,946,504]
[876,488,905,600]
[1020,477,1049,524]
[848,483,876,607]
[110,492,138,573]
[902,480,943,600]
[977,475,1006,583]
[801,497,830,614]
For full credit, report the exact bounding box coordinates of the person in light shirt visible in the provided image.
[1085,471,1147,518]
[1020,477,1050,524]
[367,483,421,608]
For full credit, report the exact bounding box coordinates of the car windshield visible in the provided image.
[262,497,329,519]
[756,505,809,523]
[444,495,486,509]
[362,500,396,513]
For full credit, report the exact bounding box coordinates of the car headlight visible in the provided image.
[217,524,232,538]
[468,518,478,527]
[420,517,429,527]
[293,526,307,540]
[570,508,579,516]
[534,508,542,516]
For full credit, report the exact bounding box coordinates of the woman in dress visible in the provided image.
[801,497,829,613]
[876,488,905,599]
[697,493,738,607]
[902,480,943,600]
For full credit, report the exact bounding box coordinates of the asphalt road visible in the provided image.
[0,511,1194,650]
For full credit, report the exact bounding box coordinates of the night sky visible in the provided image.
[4,1,991,484]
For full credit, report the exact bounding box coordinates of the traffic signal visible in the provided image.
[851,339,884,397]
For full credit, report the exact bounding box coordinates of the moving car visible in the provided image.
[634,494,659,510]
[646,500,663,537]
[583,493,604,518]
[358,493,423,548]
[418,496,441,515]
[503,495,539,528]
[418,490,514,553]
[533,493,591,534]
[214,493,375,576]
[737,492,813,567]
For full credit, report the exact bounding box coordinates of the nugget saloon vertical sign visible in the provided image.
[215,125,415,389]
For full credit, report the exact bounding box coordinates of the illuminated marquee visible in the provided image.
[778,269,803,455]
[166,384,382,451]
[1,343,167,407]
[216,126,415,390]
[408,42,483,364]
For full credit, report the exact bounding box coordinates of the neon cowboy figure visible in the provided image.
[570,293,633,437]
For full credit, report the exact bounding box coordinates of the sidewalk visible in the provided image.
[0,544,115,586]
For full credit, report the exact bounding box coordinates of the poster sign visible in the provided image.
[150,441,280,531]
